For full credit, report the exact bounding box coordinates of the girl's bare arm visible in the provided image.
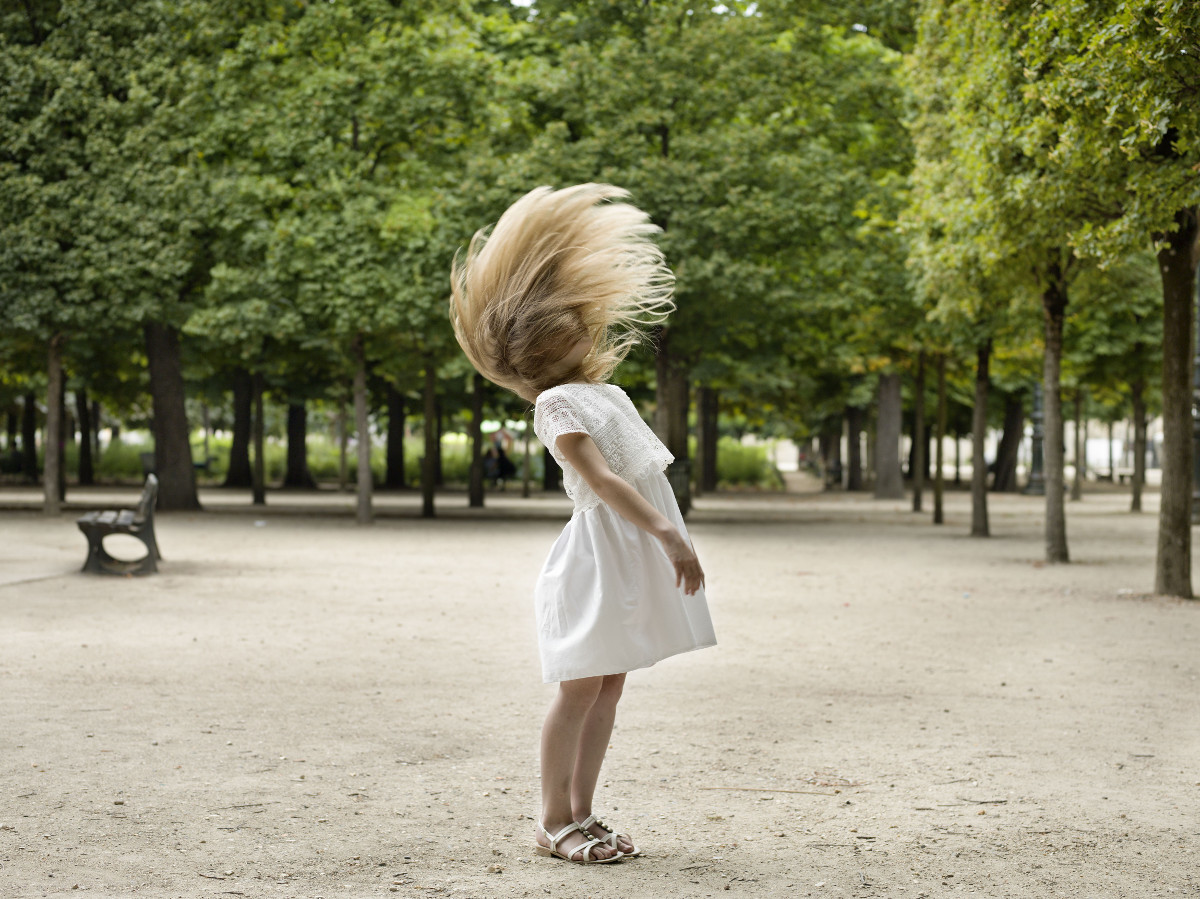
[556,432,704,594]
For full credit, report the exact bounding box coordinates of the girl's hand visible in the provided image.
[661,529,705,595]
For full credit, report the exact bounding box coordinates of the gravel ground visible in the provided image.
[1,485,1197,899]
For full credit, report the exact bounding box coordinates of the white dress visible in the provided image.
[533,382,717,683]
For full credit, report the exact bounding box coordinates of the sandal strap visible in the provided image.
[566,835,604,862]
[541,821,582,852]
[578,814,627,850]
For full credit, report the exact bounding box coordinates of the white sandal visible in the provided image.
[534,821,621,864]
[577,813,640,857]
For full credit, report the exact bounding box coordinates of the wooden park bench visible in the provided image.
[76,475,162,576]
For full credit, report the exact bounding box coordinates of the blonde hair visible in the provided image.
[449,183,674,398]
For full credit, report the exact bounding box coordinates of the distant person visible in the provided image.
[450,184,716,864]
[482,446,500,485]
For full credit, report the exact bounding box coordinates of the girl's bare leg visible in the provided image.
[537,676,617,860]
[571,673,635,853]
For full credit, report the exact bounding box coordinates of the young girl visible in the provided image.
[449,184,717,864]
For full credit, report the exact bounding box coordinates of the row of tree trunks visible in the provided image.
[970,342,991,538]
[1154,206,1198,598]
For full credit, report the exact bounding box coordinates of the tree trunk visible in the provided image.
[145,322,199,511]
[353,335,372,525]
[819,418,841,490]
[954,434,961,485]
[1070,388,1085,501]
[468,373,485,508]
[43,336,63,515]
[224,367,253,488]
[1042,267,1070,562]
[21,391,37,483]
[422,360,437,519]
[75,386,94,486]
[4,407,16,456]
[991,393,1024,493]
[251,371,266,506]
[655,340,691,512]
[284,402,317,488]
[912,354,926,512]
[434,399,444,488]
[61,389,72,499]
[695,385,719,495]
[1154,206,1198,598]
[970,343,991,537]
[337,400,349,492]
[1131,377,1146,513]
[874,373,904,499]
[846,405,864,491]
[385,385,405,489]
[934,355,946,525]
[92,399,101,459]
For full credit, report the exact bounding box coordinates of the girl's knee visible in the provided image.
[558,676,605,709]
[597,673,626,705]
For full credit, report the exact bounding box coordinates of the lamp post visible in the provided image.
[1024,381,1046,495]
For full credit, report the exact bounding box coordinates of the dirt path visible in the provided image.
[1,488,1197,898]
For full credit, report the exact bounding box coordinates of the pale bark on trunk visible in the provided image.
[1043,268,1070,563]
[43,336,62,516]
[422,360,437,519]
[1070,389,1084,501]
[1131,378,1146,513]
[469,373,485,508]
[353,336,372,525]
[874,372,904,499]
[970,343,990,537]
[251,372,266,506]
[1154,206,1198,598]
[912,354,926,513]
[934,355,946,525]
[145,322,199,511]
[224,367,253,488]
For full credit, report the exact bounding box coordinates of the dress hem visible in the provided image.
[541,639,717,684]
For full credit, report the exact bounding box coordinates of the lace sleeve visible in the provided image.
[534,391,589,460]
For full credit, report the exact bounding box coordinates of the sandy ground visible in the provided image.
[1,484,1198,899]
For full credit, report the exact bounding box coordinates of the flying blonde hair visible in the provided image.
[449,183,674,399]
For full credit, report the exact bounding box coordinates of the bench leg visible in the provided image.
[80,532,158,576]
